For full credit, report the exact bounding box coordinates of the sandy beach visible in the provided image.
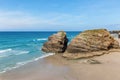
[0,0,120,79]
[0,39,120,80]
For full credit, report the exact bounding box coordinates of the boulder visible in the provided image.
[63,29,119,59]
[42,31,68,53]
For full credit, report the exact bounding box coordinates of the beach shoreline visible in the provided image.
[0,39,120,80]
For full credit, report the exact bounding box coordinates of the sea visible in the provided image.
[0,31,80,73]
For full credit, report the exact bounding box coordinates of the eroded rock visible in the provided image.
[63,29,119,59]
[42,31,68,53]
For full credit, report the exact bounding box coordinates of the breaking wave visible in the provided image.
[0,48,29,58]
[0,53,55,73]
[33,38,47,41]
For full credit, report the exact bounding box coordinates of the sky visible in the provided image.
[0,0,120,31]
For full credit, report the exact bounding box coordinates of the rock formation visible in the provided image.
[63,29,119,59]
[42,31,68,53]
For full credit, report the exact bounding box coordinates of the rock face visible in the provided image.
[63,29,119,59]
[42,31,68,53]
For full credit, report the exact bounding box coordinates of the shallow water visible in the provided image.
[0,31,80,73]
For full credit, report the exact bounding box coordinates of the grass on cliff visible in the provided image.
[59,31,66,37]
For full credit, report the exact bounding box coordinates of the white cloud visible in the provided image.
[0,10,54,27]
[0,10,84,30]
[0,11,25,16]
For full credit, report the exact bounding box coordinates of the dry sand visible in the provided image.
[1,39,120,80]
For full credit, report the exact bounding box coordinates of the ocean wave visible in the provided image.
[0,53,55,73]
[34,53,55,61]
[33,38,47,41]
[15,51,29,55]
[16,53,55,65]
[0,48,12,53]
[37,38,47,41]
[0,49,12,58]
[0,49,29,58]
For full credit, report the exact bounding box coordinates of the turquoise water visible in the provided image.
[0,32,80,73]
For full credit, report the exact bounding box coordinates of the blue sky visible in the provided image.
[0,0,120,31]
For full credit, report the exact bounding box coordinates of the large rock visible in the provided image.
[63,29,119,59]
[42,31,68,53]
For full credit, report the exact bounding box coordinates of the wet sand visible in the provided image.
[1,39,120,80]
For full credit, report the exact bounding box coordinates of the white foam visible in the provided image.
[15,51,29,55]
[34,53,55,61]
[0,49,12,53]
[0,53,55,74]
[37,38,47,41]
[33,38,47,41]
[0,49,12,58]
[0,49,29,58]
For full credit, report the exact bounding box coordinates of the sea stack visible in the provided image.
[42,31,68,53]
[63,29,119,59]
